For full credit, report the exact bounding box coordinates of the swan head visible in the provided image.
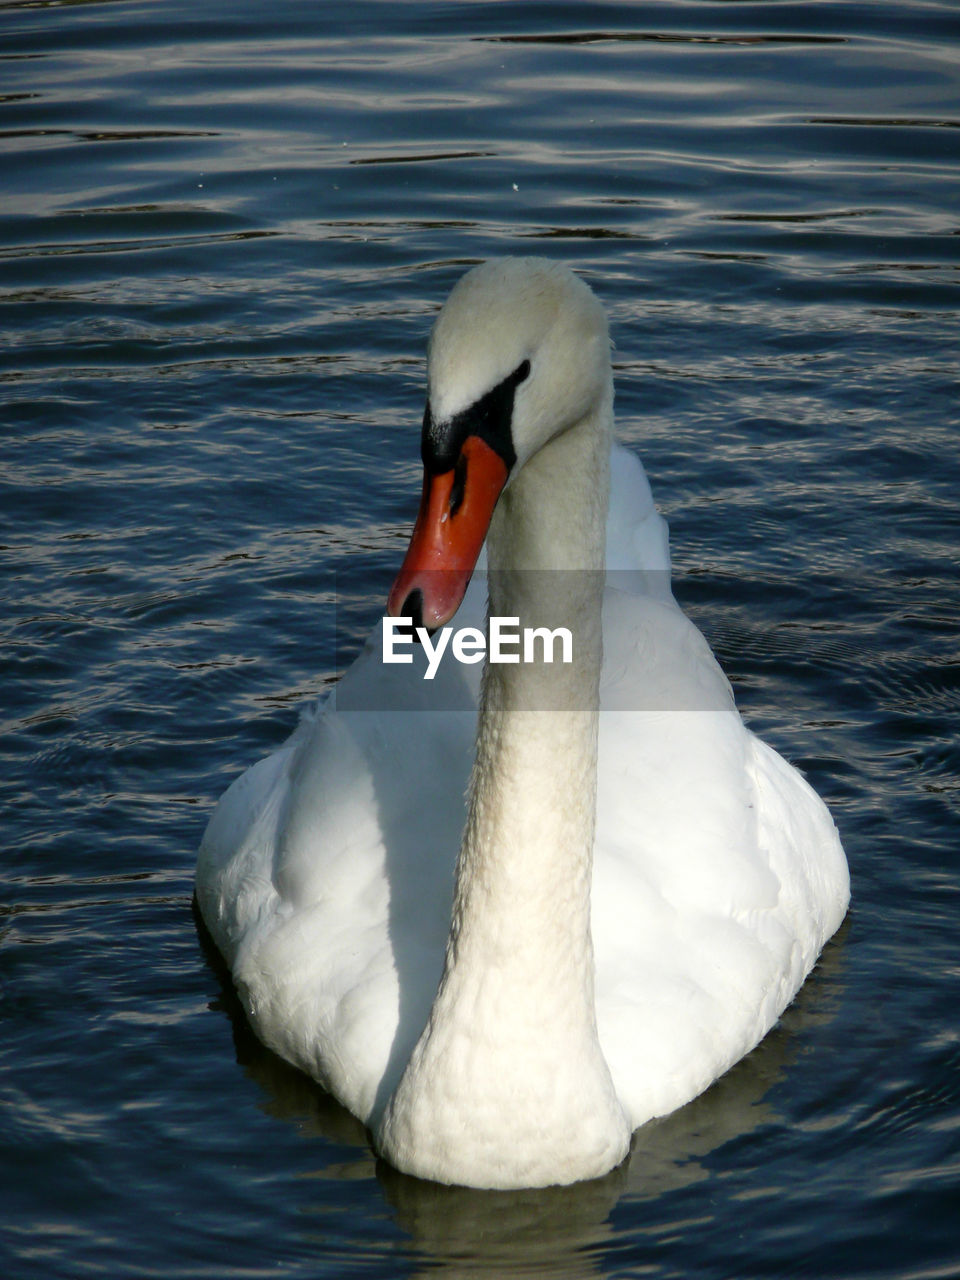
[387,258,611,628]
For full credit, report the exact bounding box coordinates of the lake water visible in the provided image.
[2,0,959,1275]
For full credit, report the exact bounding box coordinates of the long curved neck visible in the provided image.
[458,397,612,954]
[377,392,630,1189]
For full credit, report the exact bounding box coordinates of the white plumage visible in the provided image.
[197,258,848,1190]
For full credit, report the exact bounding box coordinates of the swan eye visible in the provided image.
[514,358,531,385]
[449,453,467,517]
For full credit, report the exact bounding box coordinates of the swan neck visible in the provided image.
[489,391,612,575]
[452,400,608,949]
[377,397,629,1188]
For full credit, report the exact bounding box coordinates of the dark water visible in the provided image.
[2,0,959,1275]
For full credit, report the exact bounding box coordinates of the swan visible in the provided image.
[196,258,849,1190]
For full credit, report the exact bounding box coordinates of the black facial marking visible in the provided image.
[422,358,531,475]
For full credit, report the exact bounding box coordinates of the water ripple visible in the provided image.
[1,1,958,1276]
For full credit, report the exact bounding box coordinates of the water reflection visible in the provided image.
[484,32,848,47]
[198,900,848,1272]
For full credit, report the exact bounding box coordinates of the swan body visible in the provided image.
[196,259,849,1190]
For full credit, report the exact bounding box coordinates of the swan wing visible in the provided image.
[196,613,480,1123]
[593,588,848,1127]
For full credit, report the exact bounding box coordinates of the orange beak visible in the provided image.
[387,435,509,630]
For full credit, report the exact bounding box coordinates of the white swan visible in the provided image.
[196,258,849,1191]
